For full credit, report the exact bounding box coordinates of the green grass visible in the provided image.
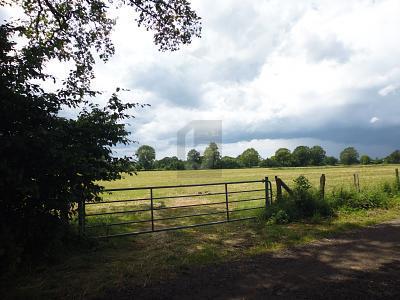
[87,164,399,237]
[3,165,400,299]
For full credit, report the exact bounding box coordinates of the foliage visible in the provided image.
[292,146,311,167]
[385,150,400,164]
[220,156,242,169]
[238,148,260,167]
[155,156,185,170]
[360,155,372,165]
[340,147,359,165]
[0,0,201,270]
[309,145,326,166]
[258,157,279,167]
[264,174,400,225]
[274,148,293,167]
[186,149,202,170]
[201,142,221,169]
[1,0,201,102]
[264,176,334,224]
[328,187,392,210]
[324,156,339,166]
[136,145,156,170]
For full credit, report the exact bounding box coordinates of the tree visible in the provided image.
[0,1,201,268]
[340,147,359,165]
[238,148,260,168]
[187,149,201,169]
[324,156,339,166]
[220,156,241,169]
[274,148,293,167]
[360,155,372,165]
[202,142,221,169]
[2,0,202,102]
[309,146,326,166]
[292,146,311,166]
[385,150,400,164]
[136,145,156,170]
[259,157,280,168]
[155,156,184,170]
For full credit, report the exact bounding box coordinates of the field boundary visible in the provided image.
[80,178,274,238]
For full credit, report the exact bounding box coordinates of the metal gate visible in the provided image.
[80,177,273,238]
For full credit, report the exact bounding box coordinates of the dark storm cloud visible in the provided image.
[219,86,400,153]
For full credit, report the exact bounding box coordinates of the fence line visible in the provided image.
[82,177,273,238]
[80,169,400,238]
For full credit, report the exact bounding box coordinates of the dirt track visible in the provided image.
[104,220,400,299]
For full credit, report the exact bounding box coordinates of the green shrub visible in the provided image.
[264,176,334,224]
[263,175,399,225]
[328,185,393,211]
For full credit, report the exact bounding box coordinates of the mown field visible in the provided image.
[4,165,400,299]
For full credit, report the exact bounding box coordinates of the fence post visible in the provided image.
[265,177,269,207]
[225,183,230,221]
[150,188,154,231]
[78,198,85,236]
[320,174,326,199]
[353,174,360,192]
[275,176,282,201]
[396,168,399,189]
[268,181,273,204]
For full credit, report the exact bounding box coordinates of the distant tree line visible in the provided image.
[135,144,400,171]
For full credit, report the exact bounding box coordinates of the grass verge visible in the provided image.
[2,198,400,299]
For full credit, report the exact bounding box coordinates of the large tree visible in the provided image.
[360,155,372,165]
[274,148,293,167]
[136,145,156,170]
[186,148,201,169]
[202,142,221,169]
[292,146,311,167]
[385,150,400,164]
[0,0,201,268]
[309,145,326,166]
[340,147,359,165]
[238,148,260,168]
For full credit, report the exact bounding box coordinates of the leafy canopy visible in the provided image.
[136,145,156,170]
[202,142,221,169]
[0,0,201,268]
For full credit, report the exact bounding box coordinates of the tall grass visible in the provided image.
[263,175,400,224]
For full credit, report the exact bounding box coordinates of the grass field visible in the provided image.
[4,165,400,299]
[87,164,400,237]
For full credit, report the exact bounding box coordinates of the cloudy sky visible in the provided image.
[4,0,400,159]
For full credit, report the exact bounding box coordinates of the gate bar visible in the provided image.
[103,179,266,192]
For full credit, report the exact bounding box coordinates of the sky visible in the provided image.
[3,0,400,159]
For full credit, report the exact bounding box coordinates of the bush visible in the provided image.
[263,175,399,225]
[328,184,396,211]
[264,176,334,224]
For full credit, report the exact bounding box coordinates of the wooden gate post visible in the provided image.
[265,177,269,207]
[320,174,326,199]
[275,176,282,201]
[396,168,399,189]
[353,174,360,192]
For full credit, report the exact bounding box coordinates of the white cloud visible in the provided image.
[5,0,400,157]
[102,0,400,157]
[379,84,400,96]
[370,117,380,124]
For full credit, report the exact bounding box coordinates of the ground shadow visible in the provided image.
[103,221,400,299]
